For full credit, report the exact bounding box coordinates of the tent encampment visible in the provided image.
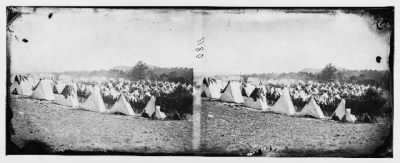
[220,81,244,103]
[108,94,136,116]
[298,98,325,119]
[270,87,296,115]
[243,87,268,110]
[80,86,106,113]
[54,84,79,107]
[32,79,55,100]
[201,78,221,99]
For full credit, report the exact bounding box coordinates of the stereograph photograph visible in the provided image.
[5,6,394,158]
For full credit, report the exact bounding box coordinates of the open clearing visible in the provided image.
[200,99,391,157]
[9,97,193,155]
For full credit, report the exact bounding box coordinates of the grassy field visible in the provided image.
[8,97,193,155]
[200,99,392,157]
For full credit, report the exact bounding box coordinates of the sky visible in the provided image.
[9,8,197,73]
[196,10,391,74]
[8,8,391,74]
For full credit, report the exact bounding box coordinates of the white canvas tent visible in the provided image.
[10,74,16,83]
[108,94,136,116]
[32,79,55,100]
[220,81,244,103]
[80,86,106,113]
[243,88,268,110]
[10,80,33,96]
[331,99,346,120]
[54,94,79,108]
[215,80,227,91]
[298,98,325,119]
[54,85,79,108]
[270,87,296,115]
[201,78,221,99]
[31,79,40,89]
[144,96,156,117]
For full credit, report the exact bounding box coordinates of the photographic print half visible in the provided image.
[194,7,393,157]
[6,7,195,155]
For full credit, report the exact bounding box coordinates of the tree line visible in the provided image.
[53,61,193,84]
[243,63,391,89]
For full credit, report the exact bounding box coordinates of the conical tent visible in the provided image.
[241,83,255,97]
[201,78,221,99]
[220,81,244,103]
[54,82,66,94]
[10,74,16,83]
[10,80,33,96]
[32,79,40,89]
[80,86,106,113]
[270,87,296,115]
[331,99,346,120]
[108,94,136,116]
[54,84,79,108]
[32,79,55,100]
[298,98,325,119]
[243,88,268,110]
[216,80,227,91]
[144,96,156,117]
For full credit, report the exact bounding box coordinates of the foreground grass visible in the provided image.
[200,99,391,157]
[9,97,193,154]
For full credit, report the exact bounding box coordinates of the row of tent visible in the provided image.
[200,78,357,122]
[9,79,166,120]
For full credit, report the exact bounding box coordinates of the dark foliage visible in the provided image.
[350,88,388,117]
[156,85,193,118]
[60,85,77,99]
[52,61,193,85]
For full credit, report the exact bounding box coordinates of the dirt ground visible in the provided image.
[8,97,193,155]
[200,99,392,157]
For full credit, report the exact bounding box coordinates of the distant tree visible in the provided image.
[320,63,338,81]
[130,61,149,80]
[336,71,345,81]
[348,75,358,83]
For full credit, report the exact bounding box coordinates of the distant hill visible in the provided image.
[299,67,347,74]
[299,68,321,74]
[110,65,132,72]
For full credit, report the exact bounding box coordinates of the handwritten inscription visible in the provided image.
[195,37,205,59]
